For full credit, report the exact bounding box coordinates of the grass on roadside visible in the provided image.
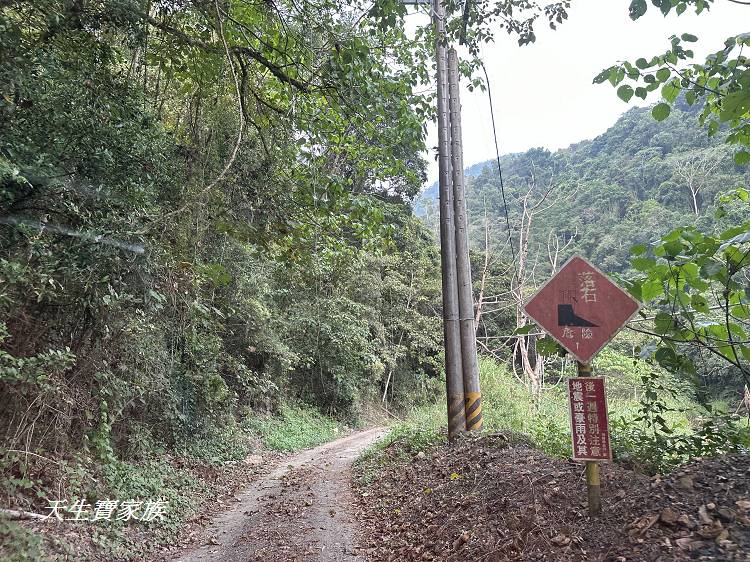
[357,350,706,483]
[242,402,343,452]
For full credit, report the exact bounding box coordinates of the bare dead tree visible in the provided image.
[547,227,577,274]
[511,170,558,406]
[471,165,577,406]
[669,147,726,216]
[474,199,514,335]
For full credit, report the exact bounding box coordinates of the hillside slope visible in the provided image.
[418,100,749,273]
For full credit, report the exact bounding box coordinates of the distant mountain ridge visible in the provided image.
[416,100,749,273]
[414,160,494,217]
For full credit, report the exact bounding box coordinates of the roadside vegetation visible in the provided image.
[356,1,750,558]
[1,0,442,558]
[358,346,750,484]
[1,400,347,561]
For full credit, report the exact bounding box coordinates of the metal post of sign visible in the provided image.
[433,0,466,439]
[447,47,482,432]
[577,361,601,515]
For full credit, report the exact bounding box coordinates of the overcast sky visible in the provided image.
[410,0,747,187]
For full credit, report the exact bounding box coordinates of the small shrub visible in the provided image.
[528,413,571,458]
[0,518,44,562]
[181,424,251,465]
[356,421,444,486]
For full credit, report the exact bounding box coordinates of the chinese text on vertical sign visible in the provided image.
[568,377,611,461]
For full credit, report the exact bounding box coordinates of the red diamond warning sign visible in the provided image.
[524,256,640,364]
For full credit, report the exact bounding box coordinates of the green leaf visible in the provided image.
[618,85,634,103]
[628,281,644,301]
[629,0,647,20]
[631,244,648,256]
[632,257,656,271]
[642,278,664,301]
[663,240,683,257]
[680,33,698,43]
[691,294,709,313]
[726,246,750,267]
[635,58,649,70]
[654,347,681,371]
[719,345,738,362]
[719,90,750,122]
[662,80,681,103]
[652,103,671,121]
[608,68,626,87]
[734,151,750,166]
[700,260,726,279]
[655,68,671,82]
[592,68,611,84]
[655,312,675,334]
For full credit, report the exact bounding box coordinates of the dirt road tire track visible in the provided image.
[170,427,386,562]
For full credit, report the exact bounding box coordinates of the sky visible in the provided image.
[410,0,748,187]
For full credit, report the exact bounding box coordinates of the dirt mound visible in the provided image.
[354,433,750,561]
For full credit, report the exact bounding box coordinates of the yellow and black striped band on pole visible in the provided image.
[465,392,482,431]
[447,394,466,437]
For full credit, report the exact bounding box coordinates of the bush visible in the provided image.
[356,419,445,486]
[178,423,252,466]
[0,519,45,562]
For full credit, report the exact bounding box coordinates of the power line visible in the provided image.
[480,58,517,270]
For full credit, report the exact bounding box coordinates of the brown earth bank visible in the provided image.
[353,432,750,561]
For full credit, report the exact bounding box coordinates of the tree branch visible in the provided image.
[142,13,310,93]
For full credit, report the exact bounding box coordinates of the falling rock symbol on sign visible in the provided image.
[524,256,641,363]
[557,304,598,328]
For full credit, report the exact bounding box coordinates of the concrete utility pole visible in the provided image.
[433,0,466,438]
[448,48,482,431]
[403,0,481,438]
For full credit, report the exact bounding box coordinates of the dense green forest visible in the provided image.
[0,0,445,445]
[420,100,749,274]
[0,3,452,553]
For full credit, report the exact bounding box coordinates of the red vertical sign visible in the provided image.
[568,377,611,461]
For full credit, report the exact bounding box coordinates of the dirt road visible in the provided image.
[171,427,386,562]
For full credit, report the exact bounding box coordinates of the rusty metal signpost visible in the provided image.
[524,256,640,515]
